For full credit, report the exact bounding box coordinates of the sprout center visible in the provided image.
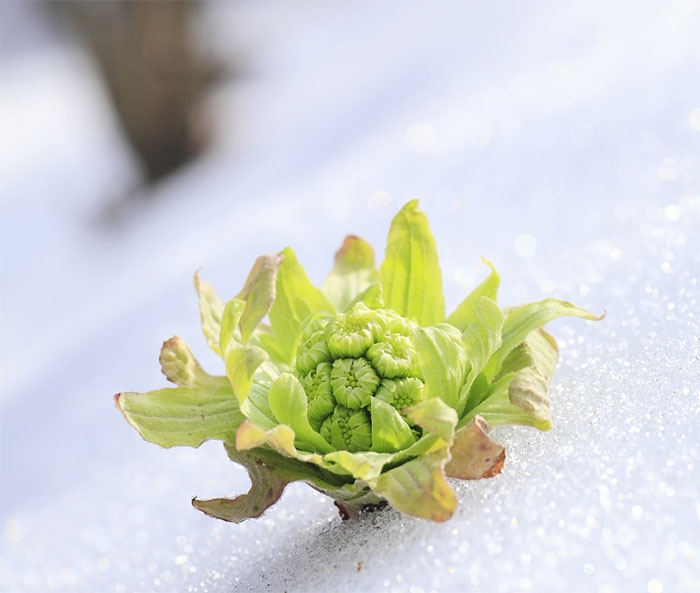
[294,303,426,452]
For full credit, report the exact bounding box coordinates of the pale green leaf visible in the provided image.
[379,200,444,325]
[268,247,335,364]
[115,383,243,448]
[235,421,351,478]
[384,433,442,467]
[459,372,551,431]
[258,332,289,364]
[239,361,278,430]
[411,324,468,410]
[446,257,500,331]
[219,298,246,356]
[371,450,456,522]
[494,341,536,379]
[463,328,559,429]
[225,345,268,406]
[236,254,284,344]
[194,273,225,355]
[458,296,505,414]
[322,449,394,481]
[268,373,334,453]
[483,298,603,379]
[345,281,384,310]
[370,397,416,453]
[322,235,377,310]
[404,397,457,443]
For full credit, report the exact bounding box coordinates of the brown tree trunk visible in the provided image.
[65,1,212,183]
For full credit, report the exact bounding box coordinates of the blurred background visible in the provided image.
[1,1,699,592]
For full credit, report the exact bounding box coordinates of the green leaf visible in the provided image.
[268,247,335,364]
[458,296,505,414]
[158,336,226,388]
[379,200,444,325]
[115,383,244,448]
[194,272,225,355]
[322,236,377,310]
[446,257,500,331]
[345,281,385,310]
[236,254,284,344]
[384,433,442,467]
[323,449,394,481]
[267,373,334,453]
[235,421,352,479]
[463,328,559,430]
[404,397,457,443]
[219,298,246,355]
[445,416,505,479]
[257,332,289,364]
[371,450,456,522]
[494,341,536,379]
[370,397,416,453]
[483,298,603,379]
[459,372,551,431]
[462,297,504,377]
[411,324,468,410]
[239,361,279,430]
[225,345,268,406]
[324,399,458,480]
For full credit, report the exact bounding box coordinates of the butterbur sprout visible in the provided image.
[116,201,603,522]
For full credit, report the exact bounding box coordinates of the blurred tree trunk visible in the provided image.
[64,1,213,183]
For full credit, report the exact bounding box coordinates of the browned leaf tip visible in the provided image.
[445,416,507,480]
[334,500,360,521]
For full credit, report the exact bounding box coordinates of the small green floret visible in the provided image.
[320,405,372,452]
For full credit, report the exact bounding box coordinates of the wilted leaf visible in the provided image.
[192,447,290,523]
[445,416,505,479]
[159,336,224,388]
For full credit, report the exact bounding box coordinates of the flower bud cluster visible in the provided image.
[295,303,424,452]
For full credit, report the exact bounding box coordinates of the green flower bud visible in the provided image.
[375,377,425,412]
[378,308,413,336]
[302,313,332,338]
[294,304,430,452]
[296,330,331,374]
[295,314,332,374]
[301,361,335,431]
[324,303,386,358]
[330,357,380,409]
[320,405,372,452]
[366,333,420,378]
